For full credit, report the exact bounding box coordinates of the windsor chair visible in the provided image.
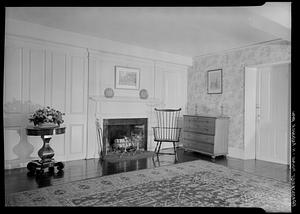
[152,108,182,157]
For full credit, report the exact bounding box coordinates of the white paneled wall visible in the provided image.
[4,37,88,169]
[4,33,189,169]
[86,51,187,158]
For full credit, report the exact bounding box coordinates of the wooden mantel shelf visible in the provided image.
[89,96,162,106]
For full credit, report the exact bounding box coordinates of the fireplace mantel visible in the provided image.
[89,96,162,106]
[87,95,163,157]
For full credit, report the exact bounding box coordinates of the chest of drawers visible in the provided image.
[182,115,229,158]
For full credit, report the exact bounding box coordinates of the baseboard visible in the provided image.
[5,162,27,170]
[227,147,245,160]
[256,158,288,165]
[85,152,100,160]
[5,159,35,170]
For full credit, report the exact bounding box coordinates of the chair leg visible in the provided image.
[173,142,178,162]
[152,154,160,167]
[173,142,177,154]
[174,153,178,162]
[157,141,162,154]
[152,155,156,167]
[154,141,159,153]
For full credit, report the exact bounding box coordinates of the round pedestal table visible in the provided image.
[26,125,66,175]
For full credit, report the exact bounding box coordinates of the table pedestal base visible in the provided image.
[27,159,64,175]
[26,126,66,176]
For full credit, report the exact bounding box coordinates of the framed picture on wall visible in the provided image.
[207,69,223,94]
[115,66,140,90]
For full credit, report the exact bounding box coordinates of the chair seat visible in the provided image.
[152,127,181,142]
[154,138,180,142]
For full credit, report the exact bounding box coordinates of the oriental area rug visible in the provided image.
[5,159,291,212]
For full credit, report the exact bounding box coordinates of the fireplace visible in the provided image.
[102,118,148,155]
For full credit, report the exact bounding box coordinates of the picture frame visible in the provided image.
[207,69,223,94]
[115,66,140,90]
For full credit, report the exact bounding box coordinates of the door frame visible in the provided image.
[244,61,291,165]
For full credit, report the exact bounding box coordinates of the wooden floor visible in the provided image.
[5,147,291,195]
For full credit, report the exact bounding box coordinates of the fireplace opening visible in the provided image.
[103,118,148,155]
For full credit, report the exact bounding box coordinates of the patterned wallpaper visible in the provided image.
[187,40,291,150]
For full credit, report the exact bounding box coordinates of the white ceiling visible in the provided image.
[5,3,291,57]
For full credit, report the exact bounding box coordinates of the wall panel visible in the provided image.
[70,56,86,114]
[4,46,22,111]
[49,134,65,158]
[29,49,46,110]
[4,129,20,160]
[51,52,67,112]
[69,124,85,155]
[4,36,88,168]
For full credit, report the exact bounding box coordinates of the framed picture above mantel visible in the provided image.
[115,66,140,90]
[207,69,223,94]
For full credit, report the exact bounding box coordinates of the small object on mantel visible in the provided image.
[139,89,149,99]
[104,88,114,98]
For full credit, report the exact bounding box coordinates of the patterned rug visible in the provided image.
[5,159,291,212]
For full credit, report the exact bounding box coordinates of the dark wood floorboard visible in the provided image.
[5,147,291,195]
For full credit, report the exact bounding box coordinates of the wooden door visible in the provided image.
[255,63,290,164]
[159,70,183,149]
[163,71,181,109]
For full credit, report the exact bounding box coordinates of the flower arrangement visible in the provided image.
[29,106,65,126]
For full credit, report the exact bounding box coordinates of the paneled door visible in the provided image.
[163,71,182,109]
[155,64,187,149]
[255,63,290,164]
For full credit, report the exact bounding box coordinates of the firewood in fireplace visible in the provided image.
[113,137,137,154]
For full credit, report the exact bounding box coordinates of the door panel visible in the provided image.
[164,71,181,109]
[160,70,182,149]
[256,63,290,164]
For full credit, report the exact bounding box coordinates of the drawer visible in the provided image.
[183,121,215,134]
[184,116,216,125]
[183,131,215,144]
[183,139,214,154]
[184,116,216,133]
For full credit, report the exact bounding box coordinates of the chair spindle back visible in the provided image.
[153,108,181,141]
